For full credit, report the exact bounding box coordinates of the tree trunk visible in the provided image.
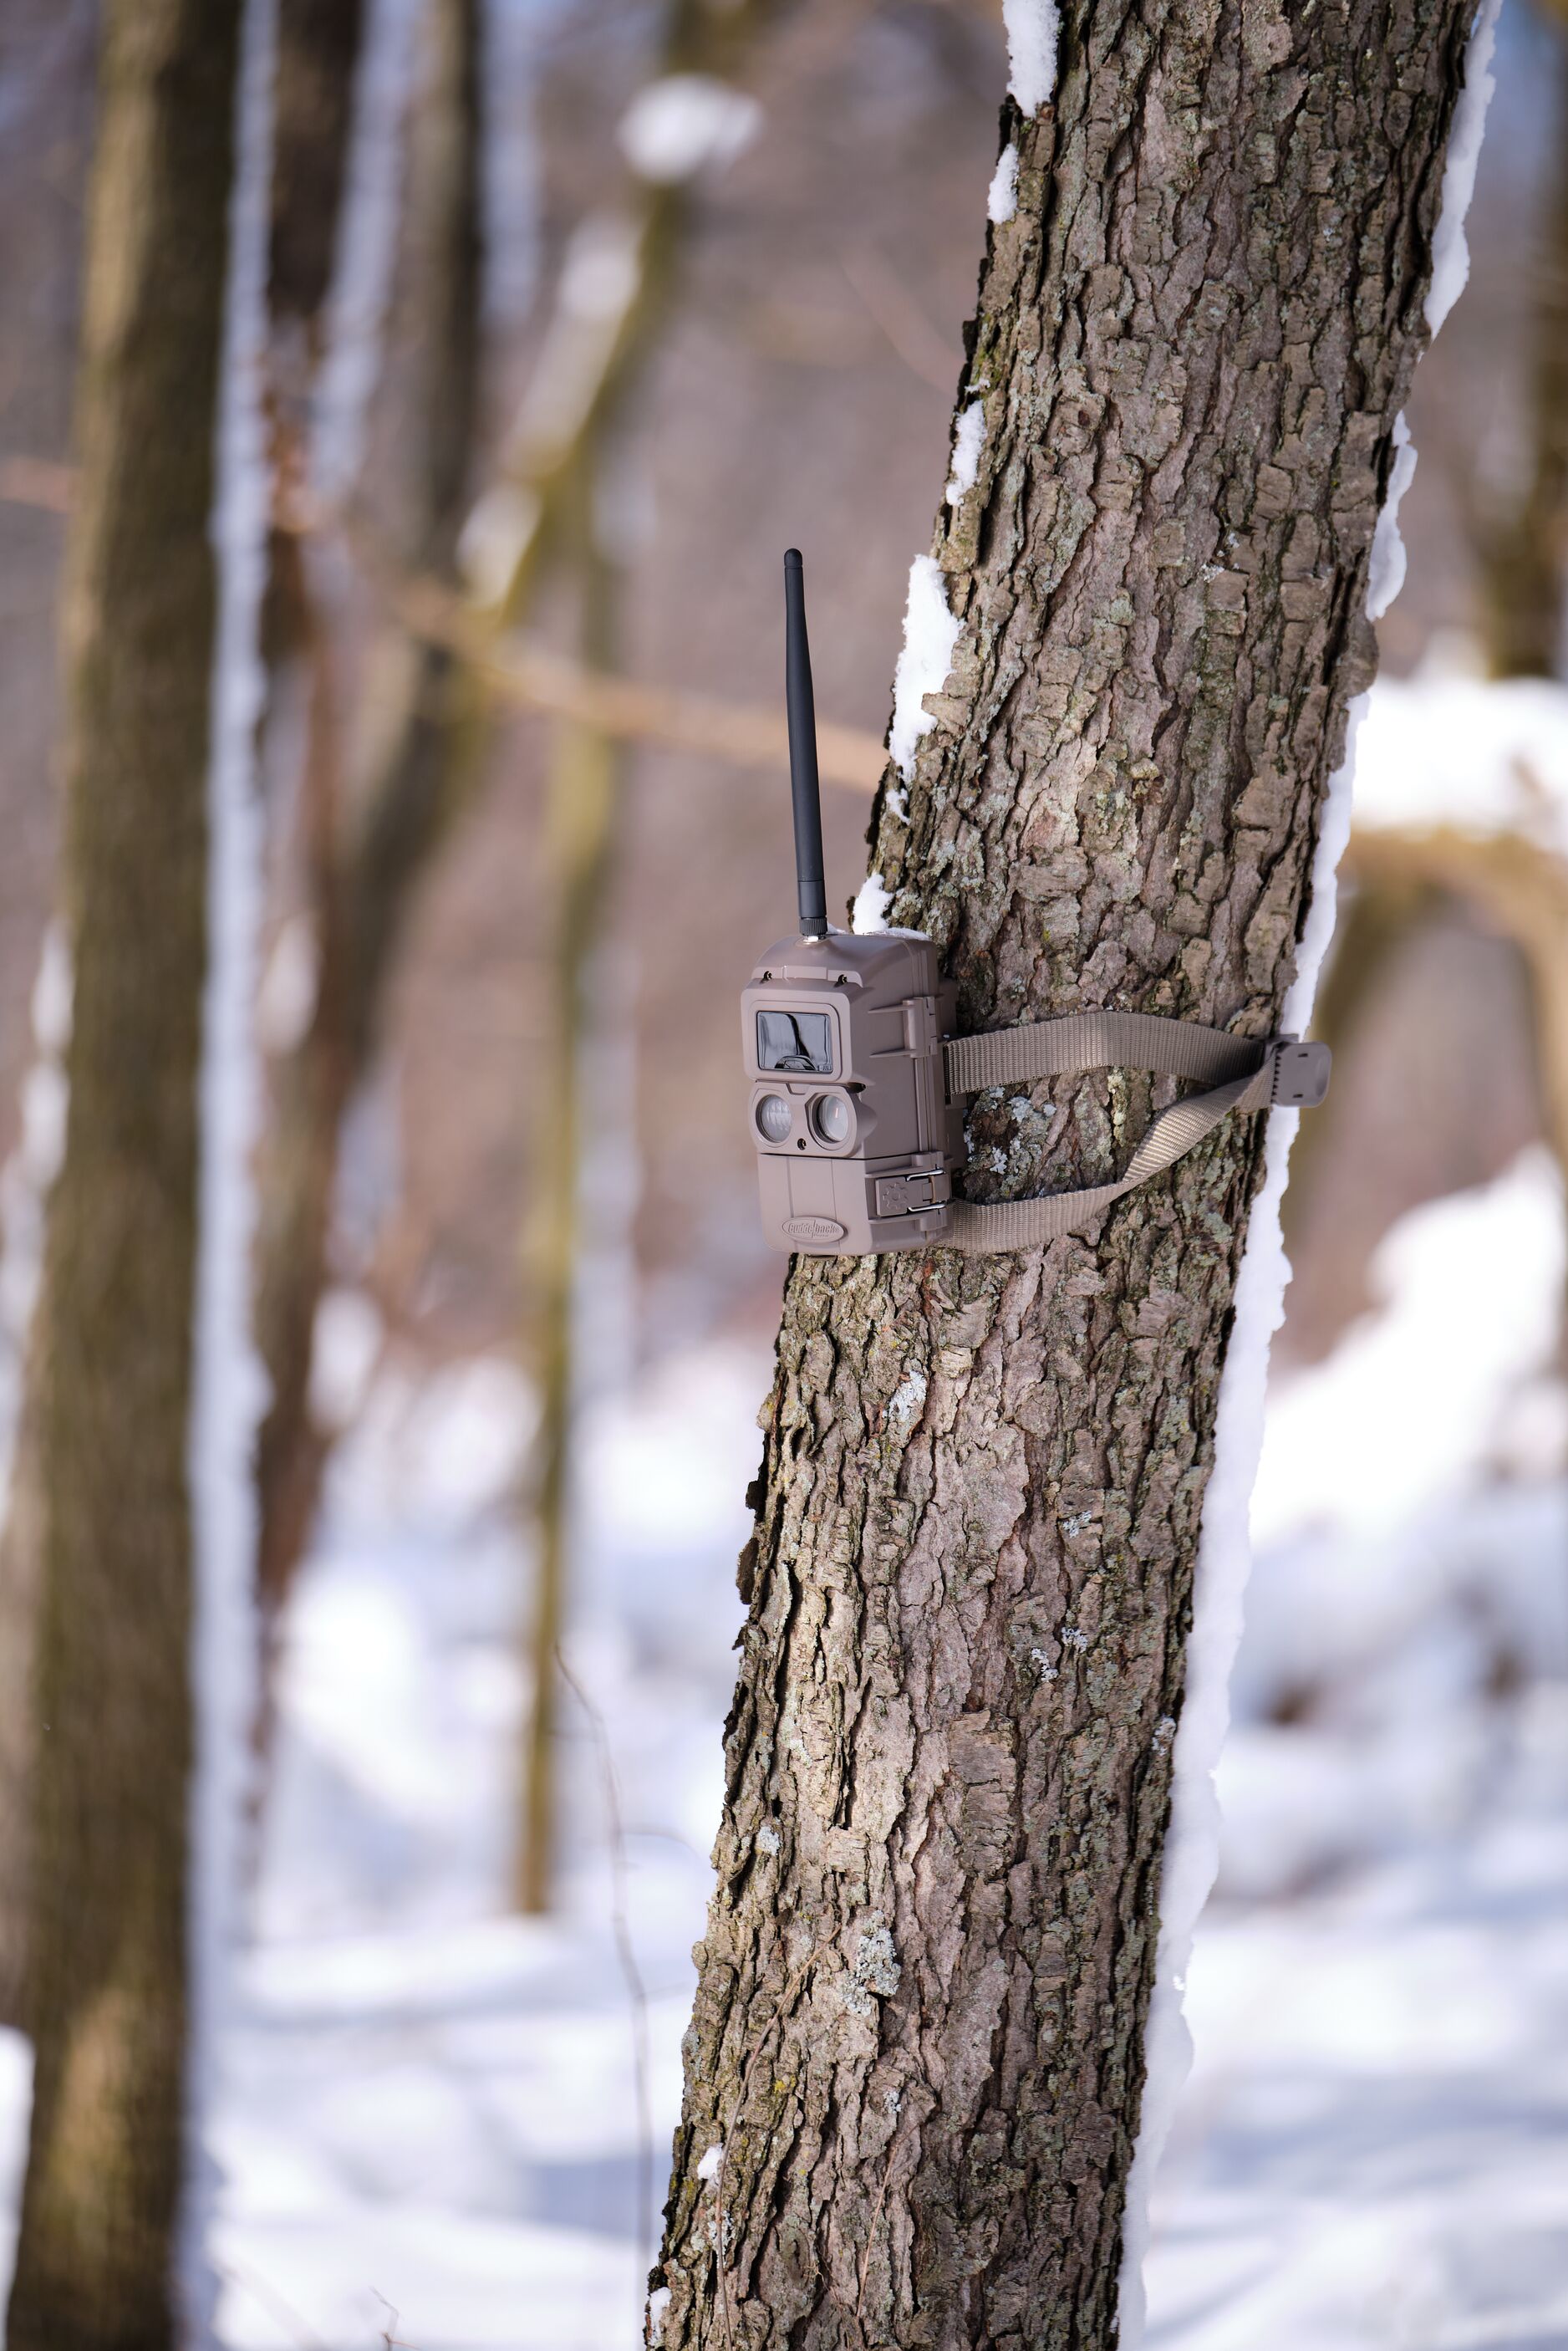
[516,506,627,1915]
[252,0,482,1691]
[5,3,239,2344]
[650,8,1479,2347]
[270,0,366,353]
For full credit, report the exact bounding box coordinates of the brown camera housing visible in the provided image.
[743,928,962,1254]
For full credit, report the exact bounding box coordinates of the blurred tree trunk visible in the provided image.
[4,0,239,2343]
[259,0,366,675]
[270,0,364,354]
[251,0,481,1706]
[247,0,771,1690]
[1477,0,1568,678]
[1341,827,1568,1178]
[650,8,1479,2348]
[1275,866,1437,1272]
[517,506,627,1915]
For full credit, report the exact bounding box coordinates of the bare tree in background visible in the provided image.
[649,7,1483,2346]
[516,500,628,1914]
[258,0,366,681]
[5,2,239,2342]
[1287,0,1568,1331]
[245,0,777,1904]
[1476,0,1568,678]
[251,0,481,1706]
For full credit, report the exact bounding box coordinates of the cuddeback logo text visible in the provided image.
[781,1216,845,1245]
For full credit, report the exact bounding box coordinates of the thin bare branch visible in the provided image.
[386,564,887,790]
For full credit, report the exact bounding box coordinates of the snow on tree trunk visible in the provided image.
[4,3,242,2345]
[649,7,1483,2347]
[182,0,275,2329]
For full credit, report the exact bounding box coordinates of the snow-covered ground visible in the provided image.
[181,1146,1564,2349]
[0,1160,1564,2348]
[3,676,1567,2343]
[205,1342,756,2348]
[1147,1158,1568,2351]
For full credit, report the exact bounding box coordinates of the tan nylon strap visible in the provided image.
[943,1010,1269,1096]
[941,1014,1277,1253]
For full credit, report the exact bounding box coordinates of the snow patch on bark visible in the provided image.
[181,0,274,2328]
[696,2141,724,2184]
[987,140,1020,225]
[1002,0,1060,115]
[850,875,929,939]
[313,0,420,503]
[1358,0,1499,629]
[0,929,71,1518]
[945,400,986,506]
[1426,0,1502,334]
[1367,411,1418,621]
[1118,3,1502,2329]
[888,553,962,782]
[646,2283,672,2344]
[853,871,894,934]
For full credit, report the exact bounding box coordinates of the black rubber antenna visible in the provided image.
[784,548,827,939]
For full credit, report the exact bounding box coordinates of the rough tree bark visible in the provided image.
[651,7,1480,2348]
[5,2,239,2345]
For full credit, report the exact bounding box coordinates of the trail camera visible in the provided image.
[743,553,962,1253]
[744,553,1331,1260]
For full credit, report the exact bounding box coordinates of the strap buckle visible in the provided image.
[1270,1036,1331,1108]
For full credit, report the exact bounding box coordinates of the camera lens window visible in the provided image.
[810,1094,853,1145]
[757,1010,833,1074]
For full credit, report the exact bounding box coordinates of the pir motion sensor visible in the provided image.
[742,549,1331,1257]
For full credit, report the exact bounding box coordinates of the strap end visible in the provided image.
[1270,1036,1331,1108]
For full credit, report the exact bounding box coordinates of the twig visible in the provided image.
[840,243,960,394]
[373,2290,418,2348]
[213,2257,333,2351]
[556,1648,657,2281]
[378,558,886,793]
[0,455,74,513]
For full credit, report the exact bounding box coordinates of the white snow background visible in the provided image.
[0,722,1564,2341]
[0,1043,1565,2351]
[0,3,1565,2347]
[3,662,1560,2349]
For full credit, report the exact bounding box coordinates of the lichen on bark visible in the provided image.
[653,5,1479,2346]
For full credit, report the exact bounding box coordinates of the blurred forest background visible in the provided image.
[1,0,1566,2345]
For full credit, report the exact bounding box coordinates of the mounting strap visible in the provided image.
[941,1012,1330,1252]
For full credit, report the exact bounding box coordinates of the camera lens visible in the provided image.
[756,1093,792,1144]
[811,1094,853,1145]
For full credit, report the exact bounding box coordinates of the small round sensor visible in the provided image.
[756,1093,793,1144]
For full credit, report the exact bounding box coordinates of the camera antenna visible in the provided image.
[784,548,828,939]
